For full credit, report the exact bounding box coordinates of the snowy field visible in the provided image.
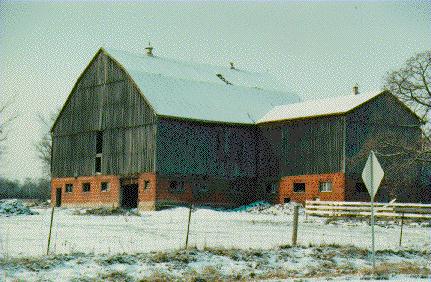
[0,203,430,281]
[0,205,429,258]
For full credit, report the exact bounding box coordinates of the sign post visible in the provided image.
[361,150,384,270]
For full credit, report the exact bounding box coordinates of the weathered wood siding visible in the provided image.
[156,119,257,179]
[345,93,423,201]
[345,93,421,175]
[258,116,345,178]
[52,51,157,177]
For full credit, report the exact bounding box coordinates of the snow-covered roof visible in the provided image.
[258,91,383,123]
[103,48,300,124]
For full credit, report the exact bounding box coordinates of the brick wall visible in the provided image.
[138,173,157,210]
[51,175,121,208]
[52,173,254,210]
[156,177,235,207]
[278,173,345,204]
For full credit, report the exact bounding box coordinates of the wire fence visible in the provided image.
[0,203,430,259]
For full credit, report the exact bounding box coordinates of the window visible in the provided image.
[95,156,102,174]
[101,182,110,192]
[144,180,151,190]
[82,183,91,192]
[65,184,73,193]
[95,131,103,174]
[266,182,278,194]
[293,183,305,193]
[96,131,103,154]
[169,181,185,194]
[319,181,333,192]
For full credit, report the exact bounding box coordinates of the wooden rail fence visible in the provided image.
[305,200,431,220]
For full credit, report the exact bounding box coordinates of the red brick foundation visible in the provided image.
[51,173,237,210]
[277,172,345,204]
[51,173,157,210]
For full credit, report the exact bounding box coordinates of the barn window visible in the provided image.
[101,182,110,192]
[96,131,103,154]
[95,156,102,174]
[144,180,151,190]
[169,181,185,194]
[266,182,278,194]
[319,181,332,192]
[95,131,103,174]
[65,184,73,193]
[293,183,305,193]
[82,183,91,192]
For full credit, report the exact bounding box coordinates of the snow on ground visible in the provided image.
[0,245,429,281]
[0,205,429,258]
[0,203,430,281]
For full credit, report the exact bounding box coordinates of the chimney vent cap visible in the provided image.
[353,84,359,95]
[145,42,154,56]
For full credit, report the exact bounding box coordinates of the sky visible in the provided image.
[0,1,430,181]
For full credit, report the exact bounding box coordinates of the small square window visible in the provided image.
[144,180,151,190]
[319,181,332,192]
[169,180,185,194]
[82,183,91,192]
[101,182,110,192]
[65,184,73,193]
[293,183,305,193]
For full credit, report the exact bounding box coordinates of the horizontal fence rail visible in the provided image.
[305,200,431,220]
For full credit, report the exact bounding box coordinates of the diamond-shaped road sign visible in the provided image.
[362,151,384,200]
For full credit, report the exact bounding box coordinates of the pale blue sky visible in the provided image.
[0,1,430,180]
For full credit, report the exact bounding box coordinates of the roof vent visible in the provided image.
[353,84,359,95]
[145,42,154,57]
[216,73,232,85]
[229,62,235,70]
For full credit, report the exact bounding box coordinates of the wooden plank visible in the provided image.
[306,210,431,219]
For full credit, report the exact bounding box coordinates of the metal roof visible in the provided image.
[104,48,300,124]
[258,91,384,123]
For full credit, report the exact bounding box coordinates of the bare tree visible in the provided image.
[383,50,431,161]
[0,100,17,156]
[385,50,431,136]
[35,111,58,178]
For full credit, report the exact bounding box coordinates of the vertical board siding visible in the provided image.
[345,93,422,178]
[156,119,256,179]
[258,116,344,178]
[52,52,157,177]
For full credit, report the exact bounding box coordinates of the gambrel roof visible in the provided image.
[103,48,300,124]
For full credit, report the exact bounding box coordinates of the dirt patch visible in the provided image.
[73,207,139,216]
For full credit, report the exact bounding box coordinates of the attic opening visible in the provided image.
[216,73,232,85]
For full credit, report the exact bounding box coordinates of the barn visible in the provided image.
[50,47,427,210]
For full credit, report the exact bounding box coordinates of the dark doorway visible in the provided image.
[121,184,139,208]
[56,188,62,207]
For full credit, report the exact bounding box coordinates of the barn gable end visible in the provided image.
[51,50,157,177]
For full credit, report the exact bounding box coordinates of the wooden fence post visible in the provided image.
[399,213,404,247]
[185,204,193,249]
[47,206,55,255]
[292,205,299,246]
